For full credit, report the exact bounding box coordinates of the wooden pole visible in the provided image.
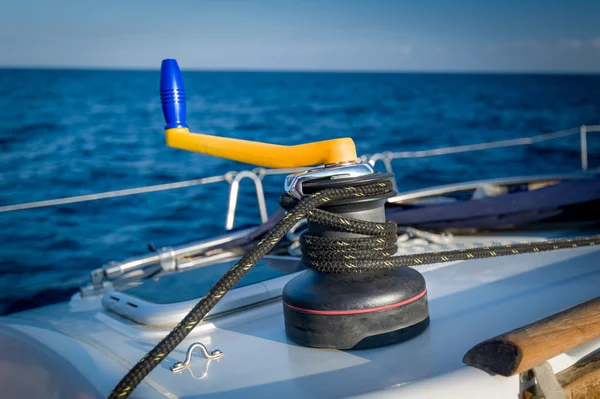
[463,297,600,376]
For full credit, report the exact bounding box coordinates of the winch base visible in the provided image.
[283,267,430,349]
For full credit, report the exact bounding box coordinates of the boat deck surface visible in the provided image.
[1,234,600,398]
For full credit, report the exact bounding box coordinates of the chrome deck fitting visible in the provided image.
[170,342,224,373]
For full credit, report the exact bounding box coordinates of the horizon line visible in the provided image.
[1,65,599,76]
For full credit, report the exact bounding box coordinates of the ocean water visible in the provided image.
[1,69,599,314]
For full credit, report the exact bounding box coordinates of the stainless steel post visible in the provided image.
[581,125,588,171]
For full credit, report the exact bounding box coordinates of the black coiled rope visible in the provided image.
[110,180,600,398]
[282,187,600,272]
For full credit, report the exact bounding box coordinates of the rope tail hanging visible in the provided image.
[109,180,600,398]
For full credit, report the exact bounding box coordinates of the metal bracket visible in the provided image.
[171,342,224,373]
[159,247,177,272]
[531,362,566,399]
[225,171,269,231]
[366,152,397,191]
[284,162,374,199]
[79,268,113,297]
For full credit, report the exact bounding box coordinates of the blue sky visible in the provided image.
[1,0,599,72]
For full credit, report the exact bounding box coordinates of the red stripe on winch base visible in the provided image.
[283,288,427,315]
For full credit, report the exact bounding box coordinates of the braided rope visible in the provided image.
[109,181,391,398]
[110,180,600,398]
[282,188,600,273]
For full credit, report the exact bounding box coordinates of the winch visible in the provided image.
[109,59,430,398]
[282,170,429,349]
[160,58,430,349]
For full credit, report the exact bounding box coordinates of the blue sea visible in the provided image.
[1,69,599,314]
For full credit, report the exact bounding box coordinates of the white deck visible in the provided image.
[1,245,600,398]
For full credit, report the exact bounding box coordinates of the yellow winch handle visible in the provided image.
[160,59,357,168]
[165,128,356,169]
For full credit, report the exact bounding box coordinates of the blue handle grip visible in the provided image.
[160,59,188,129]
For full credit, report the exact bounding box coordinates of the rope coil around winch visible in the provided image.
[109,180,600,398]
[280,184,600,273]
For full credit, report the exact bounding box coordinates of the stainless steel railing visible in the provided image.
[1,125,598,229]
[363,125,600,174]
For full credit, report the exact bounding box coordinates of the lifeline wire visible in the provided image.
[5,125,600,214]
[110,180,600,398]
